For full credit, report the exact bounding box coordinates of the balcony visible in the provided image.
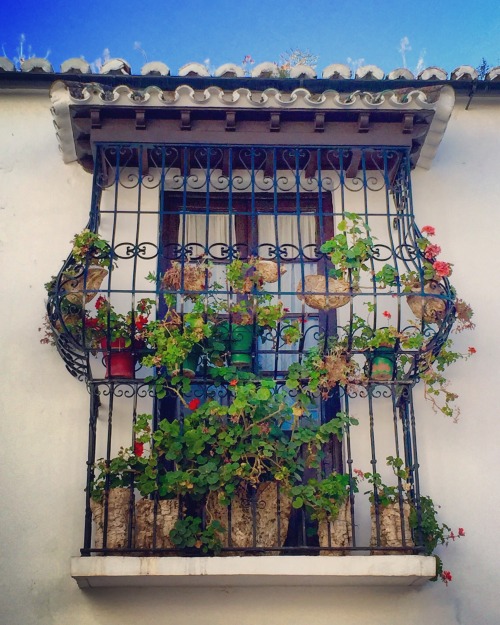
[42,144,459,587]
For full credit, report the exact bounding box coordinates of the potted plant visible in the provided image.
[161,259,212,297]
[217,258,300,367]
[130,416,183,550]
[140,293,219,388]
[59,229,114,305]
[226,256,286,294]
[363,456,414,554]
[144,371,350,551]
[286,343,362,411]
[290,471,359,555]
[89,447,135,550]
[87,296,154,378]
[297,213,373,310]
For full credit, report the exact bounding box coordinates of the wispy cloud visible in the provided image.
[90,48,111,73]
[415,49,426,76]
[133,41,148,64]
[346,57,365,71]
[398,36,411,68]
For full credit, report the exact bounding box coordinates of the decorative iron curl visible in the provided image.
[114,242,158,260]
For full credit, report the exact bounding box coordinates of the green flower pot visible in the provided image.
[181,344,202,378]
[219,322,253,368]
[370,346,395,381]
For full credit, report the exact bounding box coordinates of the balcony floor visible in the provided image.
[71,555,436,588]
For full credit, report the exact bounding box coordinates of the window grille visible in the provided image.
[46,143,456,556]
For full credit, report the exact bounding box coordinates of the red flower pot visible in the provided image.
[100,338,135,379]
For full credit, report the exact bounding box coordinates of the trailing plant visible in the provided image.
[409,496,465,585]
[319,213,374,287]
[70,229,114,269]
[169,516,225,554]
[290,471,359,522]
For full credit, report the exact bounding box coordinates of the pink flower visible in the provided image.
[353,468,364,479]
[458,527,465,536]
[424,244,441,259]
[421,225,435,236]
[441,570,453,585]
[383,310,392,319]
[188,398,201,410]
[134,442,144,457]
[433,261,452,277]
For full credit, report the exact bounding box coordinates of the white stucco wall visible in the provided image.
[0,88,498,625]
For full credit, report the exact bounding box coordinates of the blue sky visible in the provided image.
[2,0,499,75]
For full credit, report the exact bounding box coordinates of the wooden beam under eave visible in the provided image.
[140,147,149,176]
[346,150,362,178]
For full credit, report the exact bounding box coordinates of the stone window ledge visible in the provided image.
[71,555,436,589]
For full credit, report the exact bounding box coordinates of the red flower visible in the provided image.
[382,310,392,319]
[433,261,452,278]
[137,299,149,312]
[283,307,290,313]
[135,315,149,331]
[229,379,238,386]
[441,570,452,585]
[85,318,100,329]
[424,244,441,259]
[95,296,107,310]
[421,225,435,236]
[468,347,476,355]
[458,527,465,536]
[188,398,201,410]
[134,441,144,457]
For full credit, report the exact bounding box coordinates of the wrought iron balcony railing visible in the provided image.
[43,143,459,558]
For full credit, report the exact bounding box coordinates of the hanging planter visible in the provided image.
[226,258,286,294]
[61,267,108,305]
[369,346,396,381]
[101,338,135,379]
[134,498,180,550]
[161,261,211,295]
[179,344,202,378]
[406,280,447,323]
[90,487,131,550]
[296,274,351,310]
[206,482,291,550]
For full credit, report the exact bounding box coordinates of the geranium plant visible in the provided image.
[86,295,154,348]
